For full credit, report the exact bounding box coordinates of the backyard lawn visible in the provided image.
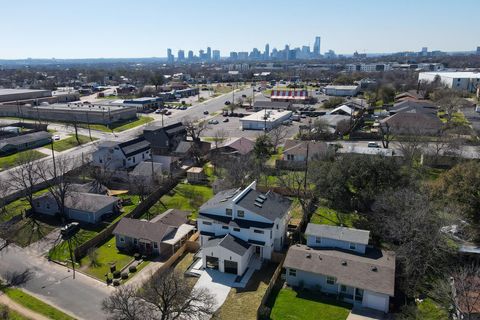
[416,298,449,320]
[216,262,278,320]
[0,150,46,172]
[79,236,133,280]
[270,288,351,320]
[9,219,57,247]
[52,134,96,152]
[309,204,359,228]
[145,183,213,220]
[88,116,154,133]
[0,188,50,223]
[2,288,75,320]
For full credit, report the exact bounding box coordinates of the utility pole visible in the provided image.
[85,111,92,141]
[304,141,309,194]
[66,236,76,279]
[50,138,57,179]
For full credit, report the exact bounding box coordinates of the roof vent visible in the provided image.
[341,261,347,266]
[318,256,322,260]
[254,202,262,208]
[371,266,378,272]
[258,194,267,200]
[255,197,265,204]
[306,254,311,259]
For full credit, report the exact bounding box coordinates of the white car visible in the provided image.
[367,142,380,148]
[52,135,61,141]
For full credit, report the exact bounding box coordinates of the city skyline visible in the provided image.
[1,0,479,59]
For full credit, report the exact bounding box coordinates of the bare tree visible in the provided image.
[432,89,471,125]
[396,132,425,166]
[379,122,393,149]
[183,118,209,142]
[276,170,311,222]
[65,117,81,145]
[269,125,288,153]
[211,129,228,150]
[426,132,463,166]
[432,263,480,320]
[8,151,42,213]
[102,269,215,320]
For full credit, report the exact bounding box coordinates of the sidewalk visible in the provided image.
[0,293,50,320]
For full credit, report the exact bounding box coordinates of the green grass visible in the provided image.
[145,183,213,220]
[270,288,351,320]
[87,116,154,133]
[266,147,283,167]
[52,134,96,152]
[0,305,31,320]
[0,189,49,223]
[0,150,46,172]
[3,288,75,320]
[310,205,359,227]
[213,85,234,95]
[416,298,449,320]
[10,219,57,247]
[79,236,133,280]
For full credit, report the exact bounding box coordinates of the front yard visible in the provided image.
[0,150,46,172]
[269,287,351,320]
[52,134,96,152]
[216,262,278,320]
[88,116,154,133]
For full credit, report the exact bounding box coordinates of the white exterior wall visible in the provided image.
[306,235,366,254]
[325,87,359,96]
[202,243,254,275]
[93,146,126,170]
[363,290,390,313]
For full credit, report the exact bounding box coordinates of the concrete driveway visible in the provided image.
[347,307,385,320]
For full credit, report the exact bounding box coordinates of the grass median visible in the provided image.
[0,150,46,172]
[3,288,76,320]
[52,134,96,152]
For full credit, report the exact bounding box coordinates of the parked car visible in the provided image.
[367,142,380,148]
[203,110,209,115]
[223,118,229,123]
[208,119,219,124]
[60,222,79,238]
[52,135,61,141]
[282,120,292,126]
[242,94,247,98]
[224,100,231,105]
[154,109,162,114]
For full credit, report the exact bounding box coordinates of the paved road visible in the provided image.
[0,244,112,320]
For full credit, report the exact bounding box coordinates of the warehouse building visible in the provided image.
[240,109,292,130]
[0,103,137,125]
[0,89,52,103]
[418,71,480,92]
[0,131,52,155]
[324,85,360,97]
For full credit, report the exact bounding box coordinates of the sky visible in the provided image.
[1,0,479,59]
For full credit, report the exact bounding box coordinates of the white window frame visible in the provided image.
[327,276,336,285]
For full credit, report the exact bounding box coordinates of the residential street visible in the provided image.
[0,244,112,320]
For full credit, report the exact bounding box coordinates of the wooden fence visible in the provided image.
[73,178,180,259]
[257,254,286,319]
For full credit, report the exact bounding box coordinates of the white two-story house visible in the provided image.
[284,224,396,313]
[92,136,151,170]
[197,181,292,276]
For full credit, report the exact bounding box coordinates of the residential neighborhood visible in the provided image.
[0,2,480,320]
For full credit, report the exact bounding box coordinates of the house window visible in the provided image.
[233,228,240,232]
[237,210,245,217]
[153,242,158,249]
[222,226,229,230]
[46,203,50,209]
[226,209,232,216]
[341,285,347,292]
[202,221,212,226]
[254,229,264,234]
[349,243,356,250]
[36,202,40,207]
[142,153,145,159]
[134,239,138,245]
[327,276,336,285]
[355,289,364,301]
[315,237,322,244]
[120,237,125,242]
[99,159,103,163]
[287,154,294,161]
[289,268,296,277]
[133,156,136,162]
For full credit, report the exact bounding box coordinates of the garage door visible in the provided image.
[364,293,387,312]
[206,256,219,270]
[224,260,238,274]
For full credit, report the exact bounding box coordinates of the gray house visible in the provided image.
[0,131,51,155]
[33,192,120,223]
[113,209,194,256]
[284,224,396,313]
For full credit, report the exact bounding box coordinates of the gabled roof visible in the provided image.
[174,141,193,154]
[380,112,443,134]
[330,105,353,116]
[69,182,108,195]
[131,161,163,176]
[216,137,254,155]
[35,192,118,213]
[305,224,370,245]
[0,131,51,149]
[204,234,251,256]
[284,244,396,296]
[283,140,328,158]
[119,137,150,157]
[389,100,437,115]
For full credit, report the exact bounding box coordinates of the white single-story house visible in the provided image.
[34,192,120,223]
[284,224,396,313]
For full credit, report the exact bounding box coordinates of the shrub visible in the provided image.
[110,264,116,273]
[133,253,141,261]
[258,305,271,320]
[113,279,120,286]
[129,265,137,273]
[121,272,128,280]
[106,278,112,285]
[113,271,121,279]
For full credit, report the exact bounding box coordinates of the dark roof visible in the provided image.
[119,136,150,157]
[235,188,292,221]
[283,140,328,158]
[284,244,396,296]
[198,212,274,229]
[254,101,291,109]
[305,223,370,245]
[69,182,108,195]
[204,234,251,256]
[200,188,242,211]
[0,131,51,148]
[215,137,255,155]
[144,122,186,137]
[113,209,189,244]
[389,100,437,115]
[381,112,443,134]
[174,141,193,154]
[35,192,118,213]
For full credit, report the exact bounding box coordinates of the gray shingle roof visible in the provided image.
[284,244,396,296]
[305,224,370,245]
[0,131,51,149]
[235,188,292,221]
[35,192,118,213]
[204,234,251,256]
[119,137,150,157]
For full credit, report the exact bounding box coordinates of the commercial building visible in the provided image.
[418,71,480,92]
[0,131,51,155]
[0,103,137,125]
[0,89,51,103]
[240,109,292,130]
[324,85,360,97]
[122,97,162,112]
[270,89,310,103]
[345,64,393,73]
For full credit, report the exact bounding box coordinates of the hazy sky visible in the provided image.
[1,0,478,59]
